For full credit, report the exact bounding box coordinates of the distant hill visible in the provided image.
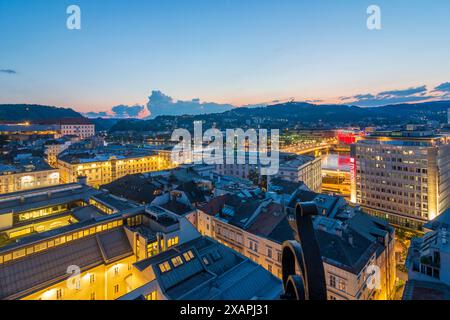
[109,100,450,132]
[90,118,120,131]
[0,104,83,122]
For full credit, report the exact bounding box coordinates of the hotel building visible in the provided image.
[350,128,450,230]
[57,147,176,188]
[0,159,60,194]
[195,180,396,300]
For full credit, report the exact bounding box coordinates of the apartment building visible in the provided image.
[215,152,322,192]
[351,127,450,230]
[119,236,282,300]
[277,153,322,192]
[0,158,60,194]
[56,118,95,139]
[57,147,176,187]
[44,136,80,167]
[195,181,396,300]
[404,208,450,299]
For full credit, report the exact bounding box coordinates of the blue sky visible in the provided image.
[1,0,450,117]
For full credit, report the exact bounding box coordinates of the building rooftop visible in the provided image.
[215,195,267,230]
[160,199,193,216]
[58,146,155,164]
[268,177,308,195]
[127,236,282,300]
[403,280,450,300]
[424,207,450,231]
[101,174,165,204]
[315,223,378,274]
[176,181,207,204]
[0,157,54,175]
[204,185,394,275]
[0,183,98,216]
[279,153,317,169]
[33,118,93,125]
[0,124,60,133]
[0,228,132,299]
[92,193,139,212]
[246,202,286,238]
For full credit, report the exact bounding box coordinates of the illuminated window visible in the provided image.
[75,279,81,290]
[338,279,347,292]
[159,261,171,273]
[183,250,194,262]
[171,256,183,267]
[56,289,63,300]
[329,275,336,288]
[90,274,95,284]
[147,242,158,257]
[167,236,179,248]
[145,291,157,300]
[114,284,119,294]
[113,266,119,276]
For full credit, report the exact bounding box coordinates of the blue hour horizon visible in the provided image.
[1,0,450,116]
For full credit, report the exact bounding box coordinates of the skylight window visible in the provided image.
[171,256,183,267]
[211,250,222,262]
[158,261,171,273]
[183,250,195,262]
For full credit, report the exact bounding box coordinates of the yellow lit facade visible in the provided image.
[24,258,136,300]
[0,206,195,300]
[351,135,450,230]
[0,169,60,194]
[195,208,396,300]
[57,153,176,188]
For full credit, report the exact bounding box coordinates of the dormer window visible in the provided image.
[159,261,171,273]
[183,250,195,262]
[171,256,184,267]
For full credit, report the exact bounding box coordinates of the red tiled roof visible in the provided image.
[247,202,286,237]
[198,195,230,216]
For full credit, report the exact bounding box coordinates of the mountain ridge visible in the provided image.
[109,100,450,132]
[0,104,83,122]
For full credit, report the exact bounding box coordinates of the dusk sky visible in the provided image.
[1,0,450,117]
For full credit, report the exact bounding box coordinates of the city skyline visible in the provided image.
[1,0,450,117]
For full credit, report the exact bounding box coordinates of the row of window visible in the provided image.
[0,219,124,264]
[158,250,195,274]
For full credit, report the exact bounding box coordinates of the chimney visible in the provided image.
[348,233,354,246]
[156,232,163,252]
[77,176,87,185]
